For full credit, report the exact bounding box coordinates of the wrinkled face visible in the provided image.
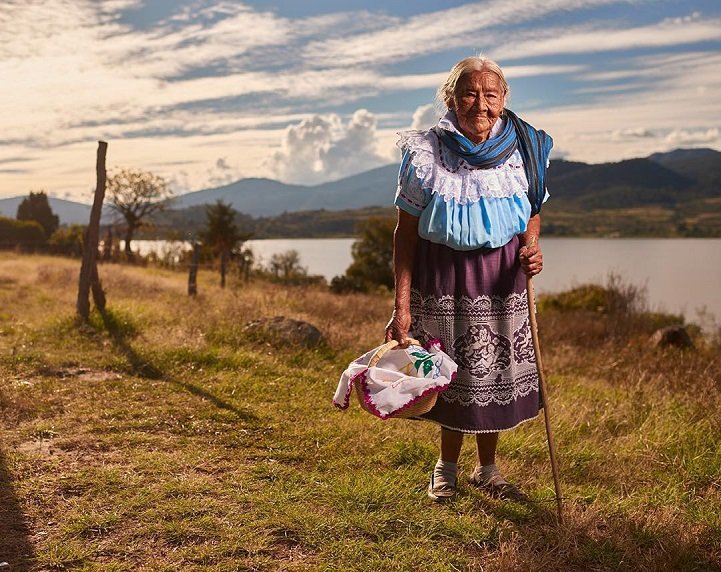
[450,70,506,144]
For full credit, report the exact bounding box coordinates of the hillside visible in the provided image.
[142,205,396,240]
[0,196,93,225]
[2,147,719,237]
[172,178,309,214]
[541,148,721,237]
[170,164,398,216]
[547,158,692,208]
[149,148,721,239]
[0,196,116,226]
[169,147,721,216]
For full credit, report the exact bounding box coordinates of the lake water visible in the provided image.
[535,238,720,325]
[245,238,356,281]
[129,237,721,325]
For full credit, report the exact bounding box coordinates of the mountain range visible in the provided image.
[169,163,398,216]
[1,148,719,235]
[0,196,95,226]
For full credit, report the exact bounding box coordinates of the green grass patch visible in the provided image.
[0,255,719,571]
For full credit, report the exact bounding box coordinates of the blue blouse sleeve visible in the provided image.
[394,150,431,217]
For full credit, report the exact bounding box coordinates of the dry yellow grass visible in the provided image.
[0,253,719,571]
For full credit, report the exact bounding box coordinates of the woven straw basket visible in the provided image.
[354,338,439,419]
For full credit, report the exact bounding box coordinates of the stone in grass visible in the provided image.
[651,325,694,349]
[244,316,322,347]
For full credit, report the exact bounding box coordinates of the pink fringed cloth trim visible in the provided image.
[359,370,456,420]
[337,369,455,420]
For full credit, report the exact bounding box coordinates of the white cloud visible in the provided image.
[98,0,143,11]
[321,109,387,178]
[549,147,570,160]
[302,0,637,67]
[495,16,721,60]
[611,128,655,140]
[511,49,721,162]
[1,0,720,198]
[267,109,387,184]
[0,0,402,150]
[665,128,720,145]
[376,64,582,95]
[267,115,339,183]
[205,157,243,188]
[411,105,440,130]
[504,64,585,78]
[0,129,280,201]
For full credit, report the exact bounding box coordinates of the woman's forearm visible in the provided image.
[393,209,419,312]
[520,214,541,247]
[519,214,544,276]
[385,209,419,343]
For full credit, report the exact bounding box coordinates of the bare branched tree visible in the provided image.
[107,168,173,258]
[269,250,305,279]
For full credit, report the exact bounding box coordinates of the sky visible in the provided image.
[1,0,720,202]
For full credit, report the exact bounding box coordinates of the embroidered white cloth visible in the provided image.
[333,341,458,419]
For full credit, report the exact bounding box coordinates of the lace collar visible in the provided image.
[396,114,527,205]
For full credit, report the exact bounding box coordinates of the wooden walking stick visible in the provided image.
[525,239,564,523]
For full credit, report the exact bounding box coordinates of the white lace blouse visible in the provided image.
[394,113,549,250]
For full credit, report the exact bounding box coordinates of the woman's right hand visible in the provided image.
[384,307,412,346]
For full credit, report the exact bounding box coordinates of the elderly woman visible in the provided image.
[385,56,552,502]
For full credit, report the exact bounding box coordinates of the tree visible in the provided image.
[16,191,59,239]
[200,200,250,288]
[107,168,173,258]
[269,250,306,278]
[332,216,395,292]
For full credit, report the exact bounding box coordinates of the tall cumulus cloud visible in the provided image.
[267,109,387,184]
[411,104,441,129]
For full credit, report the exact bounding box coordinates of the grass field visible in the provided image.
[1,254,720,571]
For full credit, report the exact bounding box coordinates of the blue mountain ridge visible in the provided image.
[1,148,718,225]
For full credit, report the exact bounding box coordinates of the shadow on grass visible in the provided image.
[0,449,34,571]
[91,308,258,423]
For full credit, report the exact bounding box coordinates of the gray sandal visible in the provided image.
[469,469,528,502]
[427,471,457,502]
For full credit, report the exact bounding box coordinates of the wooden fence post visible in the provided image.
[91,264,106,311]
[188,242,199,296]
[220,249,228,288]
[77,141,108,320]
[103,226,113,261]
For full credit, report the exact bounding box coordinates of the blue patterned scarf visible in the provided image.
[434,109,553,216]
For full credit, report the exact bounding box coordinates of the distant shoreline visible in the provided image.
[136,203,721,241]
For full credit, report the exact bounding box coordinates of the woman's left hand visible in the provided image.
[519,240,543,276]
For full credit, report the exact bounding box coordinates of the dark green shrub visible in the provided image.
[0,216,46,249]
[331,216,395,293]
[48,225,86,256]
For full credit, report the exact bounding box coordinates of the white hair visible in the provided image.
[435,56,509,113]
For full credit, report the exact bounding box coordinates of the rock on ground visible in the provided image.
[244,316,322,347]
[651,325,694,349]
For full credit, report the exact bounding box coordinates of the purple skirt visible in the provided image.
[409,236,541,433]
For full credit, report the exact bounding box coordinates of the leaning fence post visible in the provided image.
[91,263,106,311]
[77,141,108,320]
